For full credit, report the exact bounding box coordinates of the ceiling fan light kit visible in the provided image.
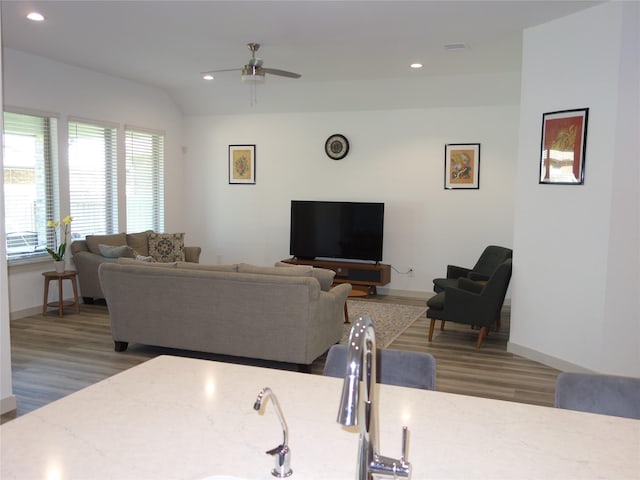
[241,65,266,83]
[203,42,301,84]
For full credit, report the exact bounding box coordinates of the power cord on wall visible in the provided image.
[391,265,414,277]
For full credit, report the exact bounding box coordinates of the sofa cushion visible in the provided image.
[85,233,127,255]
[148,232,185,262]
[176,262,238,272]
[126,230,152,257]
[118,257,177,268]
[274,262,336,291]
[239,263,312,277]
[98,244,136,259]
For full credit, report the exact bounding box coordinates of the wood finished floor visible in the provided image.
[1,296,561,424]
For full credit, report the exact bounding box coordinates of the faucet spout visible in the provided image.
[337,316,411,480]
[254,387,292,478]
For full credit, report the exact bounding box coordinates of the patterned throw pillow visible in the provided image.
[148,232,185,262]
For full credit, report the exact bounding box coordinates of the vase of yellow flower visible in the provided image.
[46,216,73,272]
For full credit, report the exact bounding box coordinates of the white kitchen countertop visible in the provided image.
[1,355,638,479]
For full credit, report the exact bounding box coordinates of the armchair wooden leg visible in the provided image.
[440,320,446,331]
[428,319,436,342]
[476,326,489,348]
[495,316,501,331]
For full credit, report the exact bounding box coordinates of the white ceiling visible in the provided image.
[1,0,601,114]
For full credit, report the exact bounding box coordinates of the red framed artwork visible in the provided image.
[539,108,588,185]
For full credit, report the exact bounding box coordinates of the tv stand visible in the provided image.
[282,258,391,295]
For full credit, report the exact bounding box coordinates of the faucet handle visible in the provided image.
[266,444,292,478]
[401,426,409,464]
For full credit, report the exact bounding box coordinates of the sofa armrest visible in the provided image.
[184,246,201,263]
[72,250,118,299]
[70,240,90,255]
[328,282,352,323]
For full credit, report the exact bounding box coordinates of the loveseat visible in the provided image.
[70,231,201,302]
[98,260,351,366]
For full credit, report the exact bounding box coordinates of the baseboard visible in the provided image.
[507,342,594,373]
[10,305,42,320]
[378,287,511,306]
[377,287,431,299]
[10,297,82,320]
[1,394,17,415]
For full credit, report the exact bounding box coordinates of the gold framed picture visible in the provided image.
[228,145,256,184]
[444,143,480,190]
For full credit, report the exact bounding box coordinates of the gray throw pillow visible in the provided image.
[98,244,136,259]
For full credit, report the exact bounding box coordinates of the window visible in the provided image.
[3,111,58,261]
[68,120,118,238]
[125,128,164,232]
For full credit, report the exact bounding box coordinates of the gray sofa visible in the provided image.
[70,231,201,302]
[98,261,351,366]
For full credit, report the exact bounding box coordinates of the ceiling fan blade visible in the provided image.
[204,68,242,74]
[262,68,301,79]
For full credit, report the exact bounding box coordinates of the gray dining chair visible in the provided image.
[323,344,436,390]
[555,372,640,419]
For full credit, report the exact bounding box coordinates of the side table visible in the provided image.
[42,270,80,317]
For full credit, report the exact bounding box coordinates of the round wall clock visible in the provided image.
[325,134,350,160]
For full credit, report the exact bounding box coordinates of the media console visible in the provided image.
[282,258,391,295]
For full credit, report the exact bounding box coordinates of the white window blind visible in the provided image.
[3,111,58,261]
[125,128,164,232]
[68,120,118,238]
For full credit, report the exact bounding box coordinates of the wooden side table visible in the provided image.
[42,270,80,317]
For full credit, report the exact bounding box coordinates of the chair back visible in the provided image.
[481,258,512,320]
[555,372,640,419]
[323,344,436,390]
[473,245,513,277]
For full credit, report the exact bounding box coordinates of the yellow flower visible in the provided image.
[47,220,59,228]
[62,216,73,225]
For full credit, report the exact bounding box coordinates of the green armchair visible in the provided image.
[433,245,512,293]
[426,258,512,348]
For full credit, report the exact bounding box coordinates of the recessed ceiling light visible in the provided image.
[27,12,45,22]
[202,73,214,81]
[410,63,423,69]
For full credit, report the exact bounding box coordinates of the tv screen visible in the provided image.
[289,200,384,262]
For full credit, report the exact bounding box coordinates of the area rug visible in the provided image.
[341,300,427,348]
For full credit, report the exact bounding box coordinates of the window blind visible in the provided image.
[3,111,58,261]
[68,120,118,238]
[125,128,164,232]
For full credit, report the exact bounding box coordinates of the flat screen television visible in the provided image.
[289,200,384,262]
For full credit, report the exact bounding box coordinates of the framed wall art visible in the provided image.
[444,143,480,190]
[228,144,256,184]
[539,108,588,185]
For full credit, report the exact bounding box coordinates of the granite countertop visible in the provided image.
[1,355,638,479]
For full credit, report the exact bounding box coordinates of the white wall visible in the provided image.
[1,14,18,415]
[510,1,639,376]
[183,98,519,296]
[3,49,185,314]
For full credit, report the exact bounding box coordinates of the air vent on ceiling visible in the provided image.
[444,43,469,51]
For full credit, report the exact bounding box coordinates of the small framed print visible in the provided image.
[229,145,256,184]
[444,143,480,190]
[539,108,588,185]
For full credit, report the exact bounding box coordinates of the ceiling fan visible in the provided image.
[202,43,302,83]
